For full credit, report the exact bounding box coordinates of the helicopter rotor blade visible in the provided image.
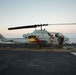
[8,23,76,30]
[8,24,48,30]
[37,24,48,26]
[48,23,76,25]
[8,25,37,30]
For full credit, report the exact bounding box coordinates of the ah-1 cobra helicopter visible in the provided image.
[7,23,76,47]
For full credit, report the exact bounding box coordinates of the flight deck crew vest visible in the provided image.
[36,38,39,44]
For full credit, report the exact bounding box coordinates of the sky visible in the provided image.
[0,0,76,43]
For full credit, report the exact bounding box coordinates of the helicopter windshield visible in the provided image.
[28,35,36,39]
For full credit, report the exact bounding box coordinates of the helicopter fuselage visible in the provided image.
[23,29,68,46]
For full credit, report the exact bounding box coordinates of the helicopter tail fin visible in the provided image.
[0,34,8,42]
[0,34,5,39]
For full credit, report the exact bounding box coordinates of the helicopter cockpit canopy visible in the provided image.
[55,33,64,38]
[23,33,34,38]
[33,29,48,34]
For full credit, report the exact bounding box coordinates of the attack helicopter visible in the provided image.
[8,23,76,47]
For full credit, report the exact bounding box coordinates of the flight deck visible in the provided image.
[0,44,76,75]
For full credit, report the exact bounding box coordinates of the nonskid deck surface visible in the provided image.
[0,49,76,75]
[0,43,76,75]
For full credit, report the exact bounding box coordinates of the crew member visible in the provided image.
[50,35,54,48]
[58,37,64,48]
[55,33,64,48]
[35,37,40,48]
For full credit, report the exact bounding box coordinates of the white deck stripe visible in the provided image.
[71,52,76,56]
